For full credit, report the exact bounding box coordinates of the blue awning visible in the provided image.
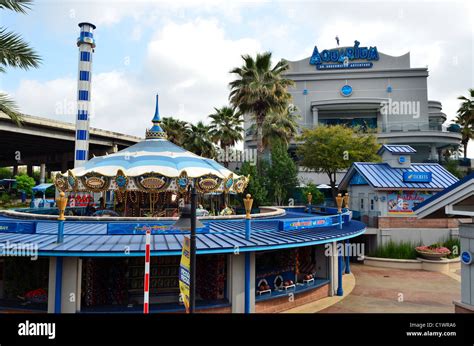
[32,183,54,193]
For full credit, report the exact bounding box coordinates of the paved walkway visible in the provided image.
[318,264,460,313]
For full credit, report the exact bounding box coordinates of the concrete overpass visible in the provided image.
[0,111,141,179]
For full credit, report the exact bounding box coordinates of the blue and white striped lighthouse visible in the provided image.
[74,22,96,168]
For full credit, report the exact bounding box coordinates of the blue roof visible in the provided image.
[32,183,54,192]
[0,212,366,257]
[377,144,417,155]
[413,171,474,211]
[340,162,458,190]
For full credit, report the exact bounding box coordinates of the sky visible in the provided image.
[1,0,473,154]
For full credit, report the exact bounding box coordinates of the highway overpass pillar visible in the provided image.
[40,163,46,183]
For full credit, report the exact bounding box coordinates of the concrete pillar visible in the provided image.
[61,153,68,173]
[230,252,255,313]
[459,223,474,310]
[328,241,339,296]
[40,163,46,184]
[429,145,439,161]
[48,257,82,313]
[27,164,33,177]
[12,165,18,176]
[312,107,319,128]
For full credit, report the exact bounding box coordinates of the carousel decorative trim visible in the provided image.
[223,174,234,193]
[67,170,78,191]
[134,173,171,192]
[54,173,69,192]
[176,170,189,193]
[233,175,249,193]
[114,169,129,191]
[145,128,168,139]
[81,172,111,192]
[196,174,222,193]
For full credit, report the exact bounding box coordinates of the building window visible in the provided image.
[370,199,375,211]
[360,198,364,210]
[79,71,90,81]
[80,51,91,62]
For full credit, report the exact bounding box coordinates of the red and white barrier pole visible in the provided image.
[143,229,151,314]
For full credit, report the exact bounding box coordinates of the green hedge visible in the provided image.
[369,240,421,260]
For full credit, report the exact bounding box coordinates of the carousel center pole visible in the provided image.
[190,184,197,313]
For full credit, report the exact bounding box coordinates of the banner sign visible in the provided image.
[387,191,432,214]
[0,222,36,234]
[310,40,379,70]
[402,171,432,183]
[179,236,191,312]
[279,217,332,231]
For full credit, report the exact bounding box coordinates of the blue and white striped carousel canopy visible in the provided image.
[55,138,248,194]
[55,95,248,194]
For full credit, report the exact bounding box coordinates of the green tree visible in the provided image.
[297,125,380,199]
[161,117,189,147]
[0,167,13,179]
[267,140,298,205]
[255,104,300,149]
[239,161,269,207]
[184,121,216,158]
[443,159,464,179]
[0,0,41,124]
[15,173,35,195]
[208,106,243,166]
[301,182,325,205]
[229,52,294,164]
[455,88,474,159]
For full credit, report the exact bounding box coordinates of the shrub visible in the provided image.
[440,237,461,259]
[369,240,421,260]
[0,192,11,205]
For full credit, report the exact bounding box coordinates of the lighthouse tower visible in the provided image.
[74,22,96,168]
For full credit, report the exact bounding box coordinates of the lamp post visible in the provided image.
[342,193,351,274]
[56,192,67,243]
[54,191,67,313]
[307,192,312,213]
[173,185,203,313]
[243,194,253,314]
[335,193,344,296]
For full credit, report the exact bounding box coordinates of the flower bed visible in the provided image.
[415,245,451,261]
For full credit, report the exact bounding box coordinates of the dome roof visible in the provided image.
[55,95,248,194]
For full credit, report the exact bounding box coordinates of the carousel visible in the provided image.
[53,95,249,218]
[0,96,366,314]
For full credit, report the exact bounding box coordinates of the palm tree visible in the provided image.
[261,104,300,149]
[161,117,190,147]
[455,88,474,159]
[208,106,243,166]
[184,121,216,158]
[0,0,41,124]
[229,52,294,164]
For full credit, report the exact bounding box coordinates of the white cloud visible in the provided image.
[10,18,262,136]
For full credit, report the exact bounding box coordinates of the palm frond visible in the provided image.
[0,92,22,125]
[0,28,41,70]
[0,0,32,14]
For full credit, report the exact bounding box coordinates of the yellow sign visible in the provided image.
[179,236,191,312]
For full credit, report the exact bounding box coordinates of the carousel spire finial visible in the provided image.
[146,94,167,139]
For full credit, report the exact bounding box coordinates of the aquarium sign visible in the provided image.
[403,171,432,183]
[310,40,379,70]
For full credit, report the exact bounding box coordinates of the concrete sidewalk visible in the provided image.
[319,264,460,313]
